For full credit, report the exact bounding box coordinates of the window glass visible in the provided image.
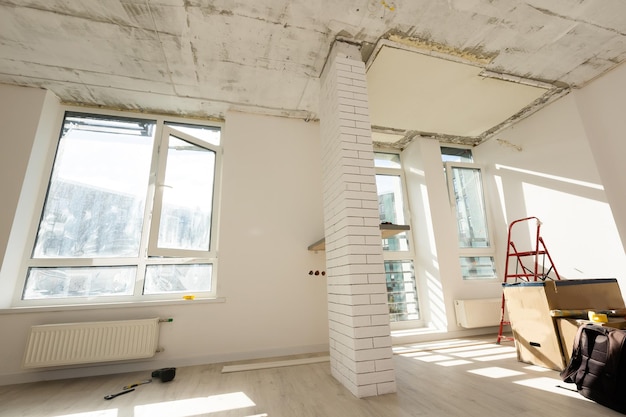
[166,122,221,146]
[374,151,421,324]
[450,166,490,248]
[23,266,136,299]
[445,159,496,281]
[32,114,154,258]
[22,112,220,304]
[157,136,216,251]
[144,264,212,294]
[374,152,401,168]
[441,146,473,162]
[376,174,409,251]
[385,260,419,322]
[376,174,405,224]
[459,256,497,280]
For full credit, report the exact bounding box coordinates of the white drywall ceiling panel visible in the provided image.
[367,46,548,137]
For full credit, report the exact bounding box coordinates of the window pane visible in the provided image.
[451,167,490,248]
[441,146,473,162]
[144,264,212,294]
[374,152,401,169]
[376,175,409,251]
[386,260,419,322]
[382,232,409,252]
[166,122,221,146]
[22,112,222,305]
[460,256,497,280]
[376,175,405,224]
[33,114,154,258]
[23,267,135,299]
[157,136,216,251]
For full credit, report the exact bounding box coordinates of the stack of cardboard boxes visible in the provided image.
[503,278,626,371]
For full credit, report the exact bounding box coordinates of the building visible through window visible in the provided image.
[20,112,221,304]
[374,152,420,323]
[441,146,497,280]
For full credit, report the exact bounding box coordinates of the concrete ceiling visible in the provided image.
[1,0,625,147]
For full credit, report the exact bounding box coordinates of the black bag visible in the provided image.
[560,323,626,413]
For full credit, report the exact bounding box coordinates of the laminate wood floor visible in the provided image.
[0,335,622,417]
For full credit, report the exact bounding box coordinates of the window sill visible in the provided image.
[308,223,411,251]
[0,296,226,315]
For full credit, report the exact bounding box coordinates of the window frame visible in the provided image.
[148,125,221,259]
[11,107,223,307]
[374,151,424,327]
[444,160,498,280]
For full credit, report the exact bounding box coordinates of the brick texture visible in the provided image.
[319,42,396,398]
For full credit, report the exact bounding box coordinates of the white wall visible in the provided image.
[574,63,626,251]
[398,62,626,336]
[402,138,458,331]
[474,80,626,288]
[0,85,58,278]
[402,138,504,335]
[0,88,329,385]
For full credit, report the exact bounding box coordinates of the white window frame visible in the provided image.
[444,161,498,280]
[375,151,424,328]
[148,125,221,259]
[11,108,223,307]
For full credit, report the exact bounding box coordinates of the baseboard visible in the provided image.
[222,355,330,373]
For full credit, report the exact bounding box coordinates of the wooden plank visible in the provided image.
[307,237,326,251]
[221,355,330,373]
[307,224,410,251]
[380,223,410,238]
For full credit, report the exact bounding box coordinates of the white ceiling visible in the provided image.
[366,43,555,146]
[1,0,625,147]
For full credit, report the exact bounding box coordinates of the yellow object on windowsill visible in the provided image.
[182,295,195,300]
[588,311,609,323]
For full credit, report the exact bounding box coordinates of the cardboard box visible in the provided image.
[503,278,624,371]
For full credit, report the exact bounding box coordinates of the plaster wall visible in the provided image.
[0,86,58,277]
[474,85,626,290]
[573,62,626,252]
[0,87,329,385]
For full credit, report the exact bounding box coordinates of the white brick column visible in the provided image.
[319,40,397,398]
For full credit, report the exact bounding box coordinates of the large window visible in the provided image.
[18,111,221,305]
[374,152,420,323]
[442,147,496,280]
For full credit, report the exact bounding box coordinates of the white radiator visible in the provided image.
[454,298,503,328]
[23,318,161,369]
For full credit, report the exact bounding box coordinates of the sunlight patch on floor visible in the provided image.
[394,337,596,406]
[398,339,518,366]
[468,366,525,378]
[54,410,118,417]
[134,392,255,417]
[435,359,473,367]
[411,354,454,362]
[523,365,552,372]
[398,351,433,358]
[473,352,518,361]
[449,346,516,358]
[432,343,495,354]
[393,339,490,354]
[514,377,589,400]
